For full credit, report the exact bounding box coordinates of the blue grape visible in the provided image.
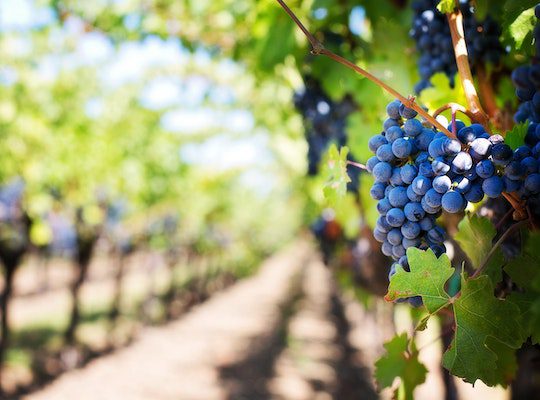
[464,183,484,203]
[376,144,395,162]
[475,159,494,178]
[370,182,387,200]
[368,134,387,153]
[388,186,409,207]
[411,175,431,195]
[401,164,418,184]
[387,228,403,246]
[373,162,392,182]
[432,175,452,193]
[424,188,443,207]
[482,176,504,198]
[386,208,406,227]
[404,201,425,222]
[401,221,421,239]
[392,137,413,158]
[441,191,465,213]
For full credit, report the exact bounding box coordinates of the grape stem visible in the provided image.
[446,10,491,132]
[346,160,367,170]
[433,102,476,124]
[275,0,455,138]
[472,219,528,279]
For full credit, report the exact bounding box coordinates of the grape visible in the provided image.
[491,143,513,166]
[401,221,421,239]
[390,167,404,186]
[464,183,484,203]
[432,175,452,193]
[432,157,450,175]
[525,173,540,194]
[419,216,434,231]
[366,156,379,172]
[386,126,404,143]
[424,188,443,207]
[370,183,387,200]
[401,164,418,184]
[386,100,401,119]
[382,241,393,257]
[388,186,409,207]
[476,159,494,178]
[376,144,395,162]
[386,208,406,227]
[411,175,431,195]
[373,228,387,243]
[388,228,403,246]
[441,191,465,213]
[377,198,393,215]
[399,103,418,119]
[404,119,424,137]
[404,201,425,222]
[451,151,473,174]
[482,176,504,198]
[373,162,392,182]
[457,126,477,144]
[407,185,423,202]
[427,226,446,243]
[468,138,492,160]
[368,134,387,153]
[392,138,413,158]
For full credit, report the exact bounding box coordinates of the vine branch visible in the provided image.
[276,0,455,138]
[446,10,490,131]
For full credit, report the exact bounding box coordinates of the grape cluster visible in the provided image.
[294,77,360,192]
[411,0,504,93]
[513,5,540,124]
[367,99,524,305]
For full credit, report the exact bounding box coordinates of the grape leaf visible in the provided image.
[322,144,351,205]
[509,7,536,49]
[437,0,456,14]
[504,122,529,150]
[505,232,540,291]
[374,333,427,400]
[442,275,523,386]
[508,292,540,345]
[454,215,503,284]
[506,233,540,344]
[385,248,453,314]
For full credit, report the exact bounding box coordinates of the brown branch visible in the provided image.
[276,0,455,138]
[446,11,490,132]
[476,65,499,120]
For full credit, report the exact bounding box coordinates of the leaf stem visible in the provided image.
[472,220,528,279]
[446,10,490,132]
[276,0,455,138]
[346,160,367,170]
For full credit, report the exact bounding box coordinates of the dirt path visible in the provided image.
[25,241,312,400]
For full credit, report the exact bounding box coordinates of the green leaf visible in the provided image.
[504,122,529,150]
[442,275,523,386]
[437,0,456,14]
[375,333,427,400]
[506,233,540,345]
[386,248,453,314]
[509,8,536,49]
[505,232,540,291]
[508,292,540,345]
[322,144,351,206]
[454,215,503,284]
